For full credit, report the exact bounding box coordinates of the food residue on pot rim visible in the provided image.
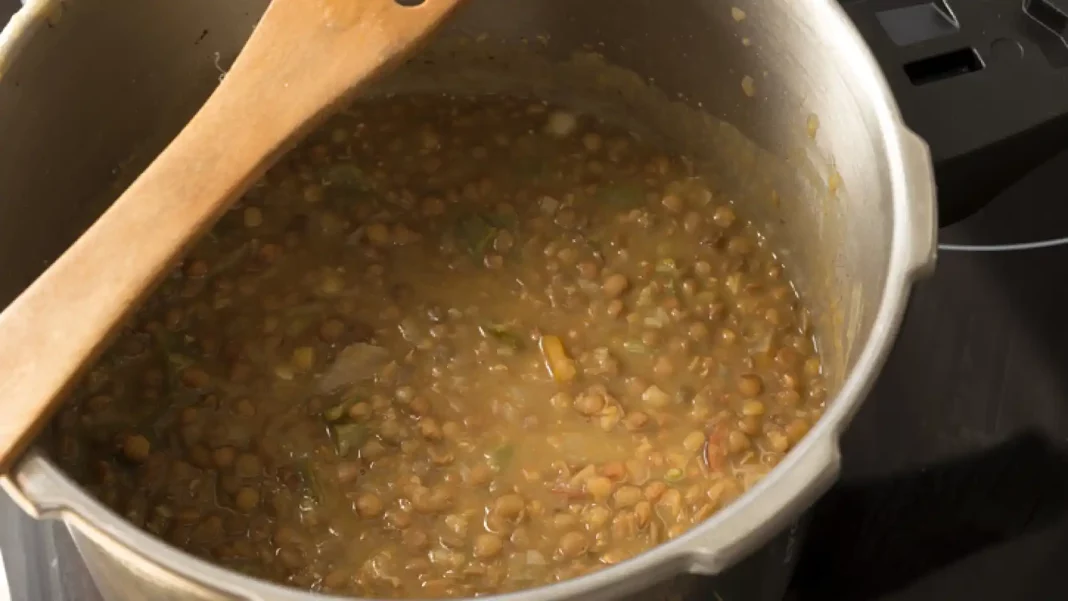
[741,75,756,97]
[806,114,820,140]
[828,170,842,195]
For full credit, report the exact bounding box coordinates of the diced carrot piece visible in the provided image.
[539,335,577,382]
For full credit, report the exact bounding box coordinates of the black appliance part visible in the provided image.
[844,0,1068,225]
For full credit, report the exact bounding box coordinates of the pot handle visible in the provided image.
[2,453,266,601]
[680,437,841,574]
[844,0,1068,225]
[898,125,939,276]
[0,461,47,518]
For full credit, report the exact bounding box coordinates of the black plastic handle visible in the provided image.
[844,0,1068,225]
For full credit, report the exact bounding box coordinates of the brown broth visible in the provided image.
[50,94,826,598]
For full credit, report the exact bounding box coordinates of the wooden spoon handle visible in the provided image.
[0,0,462,472]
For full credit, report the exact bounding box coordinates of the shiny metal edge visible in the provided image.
[0,0,57,77]
[0,470,40,518]
[0,0,934,600]
[897,127,939,277]
[0,0,60,521]
[670,0,937,575]
[680,438,841,574]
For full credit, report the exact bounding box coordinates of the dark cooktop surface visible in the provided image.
[791,152,1068,601]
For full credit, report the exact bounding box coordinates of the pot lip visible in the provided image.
[0,0,57,77]
[0,0,931,599]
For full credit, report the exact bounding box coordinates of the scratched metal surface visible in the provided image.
[0,1,91,599]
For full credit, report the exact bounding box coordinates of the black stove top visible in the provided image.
[792,155,1068,600]
[4,0,1068,600]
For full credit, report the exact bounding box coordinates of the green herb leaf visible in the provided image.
[456,213,497,257]
[490,444,515,472]
[282,303,327,338]
[284,302,328,318]
[209,243,250,277]
[167,353,195,369]
[323,402,349,423]
[323,389,365,422]
[598,183,645,209]
[324,163,371,191]
[331,423,369,457]
[481,324,525,349]
[487,211,519,232]
[298,461,326,504]
[516,156,544,178]
[695,291,718,304]
[152,330,181,393]
[665,467,685,482]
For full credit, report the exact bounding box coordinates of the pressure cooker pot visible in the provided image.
[0,0,938,599]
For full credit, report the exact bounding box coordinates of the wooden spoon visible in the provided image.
[0,0,463,471]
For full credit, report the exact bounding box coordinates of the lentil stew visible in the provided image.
[50,94,825,598]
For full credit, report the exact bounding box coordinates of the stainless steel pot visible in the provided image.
[0,0,937,599]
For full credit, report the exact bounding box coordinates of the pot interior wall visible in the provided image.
[0,0,893,391]
[425,0,896,383]
[0,0,267,308]
[0,0,895,590]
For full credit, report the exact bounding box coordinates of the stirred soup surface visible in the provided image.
[52,94,826,598]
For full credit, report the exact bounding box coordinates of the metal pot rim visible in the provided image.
[0,0,936,599]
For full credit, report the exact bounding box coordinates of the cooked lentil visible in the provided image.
[50,94,826,598]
